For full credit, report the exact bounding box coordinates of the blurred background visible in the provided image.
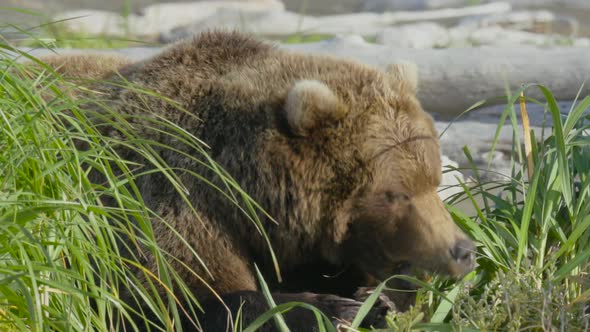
[2,0,590,37]
[4,0,590,15]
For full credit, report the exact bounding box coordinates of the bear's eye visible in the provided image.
[384,191,395,202]
[384,191,409,203]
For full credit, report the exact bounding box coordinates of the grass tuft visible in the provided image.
[425,84,590,330]
[0,36,274,331]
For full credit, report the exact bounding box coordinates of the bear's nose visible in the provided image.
[450,239,475,270]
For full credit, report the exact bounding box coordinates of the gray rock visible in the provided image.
[374,10,586,49]
[497,0,590,9]
[439,155,465,200]
[52,0,284,38]
[53,1,511,40]
[161,9,283,42]
[457,10,579,36]
[362,0,469,11]
[436,120,522,182]
[362,0,590,11]
[161,2,511,42]
[376,22,450,48]
[452,26,589,47]
[373,10,586,49]
[138,0,284,36]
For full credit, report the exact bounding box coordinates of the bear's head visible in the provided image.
[282,61,475,280]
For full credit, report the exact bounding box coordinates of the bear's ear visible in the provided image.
[386,62,419,93]
[285,80,346,136]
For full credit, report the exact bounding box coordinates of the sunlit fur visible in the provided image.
[37,53,131,81]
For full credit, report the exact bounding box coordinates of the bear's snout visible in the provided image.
[450,238,476,275]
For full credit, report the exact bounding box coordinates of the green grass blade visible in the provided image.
[414,322,479,332]
[430,283,461,323]
[350,281,387,329]
[564,95,590,136]
[242,302,335,332]
[536,85,573,212]
[515,162,541,270]
[255,265,290,332]
[553,247,590,281]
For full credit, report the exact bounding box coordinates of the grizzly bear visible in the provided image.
[38,31,475,331]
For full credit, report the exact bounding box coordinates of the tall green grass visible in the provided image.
[389,85,590,331]
[0,49,184,331]
[0,44,281,331]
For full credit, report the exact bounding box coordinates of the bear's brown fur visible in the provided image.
[38,31,475,331]
[36,53,132,80]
